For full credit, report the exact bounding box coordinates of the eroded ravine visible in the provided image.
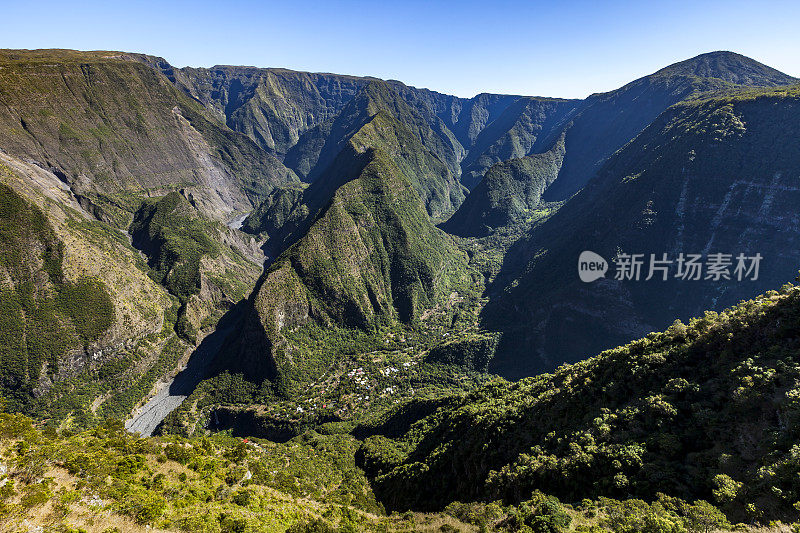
[125,326,233,436]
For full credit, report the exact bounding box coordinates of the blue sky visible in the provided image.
[4,0,799,98]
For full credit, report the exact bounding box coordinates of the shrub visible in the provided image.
[117,486,167,524]
[505,491,571,533]
[286,518,338,533]
[20,482,52,509]
[711,474,742,504]
[165,443,195,465]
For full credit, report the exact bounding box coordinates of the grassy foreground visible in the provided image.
[1,413,800,532]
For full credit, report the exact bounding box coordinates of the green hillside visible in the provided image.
[0,182,113,410]
[282,81,466,219]
[241,81,470,260]
[440,52,796,240]
[5,286,800,531]
[1,46,800,532]
[0,169,182,428]
[0,50,279,429]
[363,281,800,524]
[484,83,800,377]
[443,133,566,237]
[0,415,484,532]
[0,49,296,226]
[130,192,261,343]
[227,114,475,391]
[458,98,575,190]
[542,51,797,201]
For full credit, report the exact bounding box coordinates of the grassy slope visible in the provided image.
[0,162,190,427]
[282,81,466,219]
[129,192,261,343]
[0,415,488,532]
[7,275,800,532]
[0,181,113,409]
[231,128,474,389]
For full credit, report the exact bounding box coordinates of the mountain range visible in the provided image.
[0,47,799,531]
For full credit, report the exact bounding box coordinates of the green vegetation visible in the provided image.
[443,134,565,237]
[241,184,306,236]
[227,95,484,395]
[458,97,574,190]
[361,282,800,525]
[283,81,466,219]
[163,326,495,439]
[485,79,800,377]
[130,192,259,343]
[0,50,295,229]
[16,310,189,430]
[2,47,800,533]
[130,192,221,343]
[162,254,492,435]
[0,411,788,532]
[130,192,220,301]
[543,50,796,201]
[425,333,499,372]
[0,414,391,532]
[0,183,114,411]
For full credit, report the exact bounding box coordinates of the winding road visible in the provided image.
[125,326,232,436]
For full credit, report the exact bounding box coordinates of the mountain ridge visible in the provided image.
[1,45,800,531]
[484,82,800,377]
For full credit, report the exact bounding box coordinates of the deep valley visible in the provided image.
[0,47,799,532]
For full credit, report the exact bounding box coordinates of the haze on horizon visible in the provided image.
[4,0,800,99]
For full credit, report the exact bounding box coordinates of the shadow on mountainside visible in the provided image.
[126,303,249,436]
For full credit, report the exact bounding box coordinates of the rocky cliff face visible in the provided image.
[485,85,800,377]
[173,66,369,159]
[1,47,798,431]
[0,50,283,423]
[157,60,589,202]
[0,153,174,419]
[457,97,576,189]
[443,133,566,236]
[281,81,467,218]
[0,50,297,225]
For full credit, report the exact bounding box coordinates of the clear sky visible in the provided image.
[4,0,799,99]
